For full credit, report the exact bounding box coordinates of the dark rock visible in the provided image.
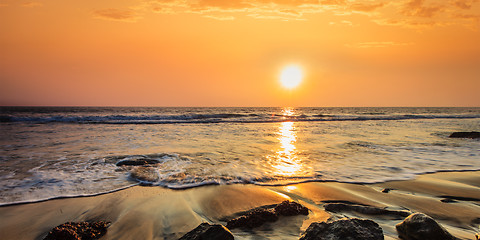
[178,222,234,240]
[437,195,480,202]
[381,188,392,193]
[299,218,384,240]
[225,201,309,229]
[324,203,411,218]
[274,200,309,216]
[396,213,457,240]
[449,131,480,139]
[43,221,109,240]
[440,198,458,203]
[116,158,160,166]
[226,208,279,229]
[129,167,159,182]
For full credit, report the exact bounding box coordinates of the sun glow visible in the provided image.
[280,65,303,89]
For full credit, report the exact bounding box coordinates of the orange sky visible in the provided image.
[1,0,479,107]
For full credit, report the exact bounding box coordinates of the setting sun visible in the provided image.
[280,65,303,89]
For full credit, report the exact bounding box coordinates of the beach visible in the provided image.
[1,170,479,239]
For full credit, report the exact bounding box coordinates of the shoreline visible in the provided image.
[0,170,479,239]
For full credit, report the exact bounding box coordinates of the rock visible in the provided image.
[226,208,279,229]
[440,198,458,203]
[381,188,392,193]
[43,221,109,240]
[178,222,234,240]
[449,131,480,139]
[225,201,309,229]
[116,158,160,166]
[396,213,457,240]
[471,217,480,225]
[274,200,309,216]
[324,203,411,218]
[129,167,159,182]
[299,218,384,240]
[437,195,480,202]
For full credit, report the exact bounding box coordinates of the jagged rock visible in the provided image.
[43,221,109,240]
[129,167,159,182]
[226,208,279,229]
[324,203,410,218]
[449,131,480,139]
[116,158,160,166]
[274,200,309,216]
[178,222,234,240]
[299,218,384,240]
[396,213,457,240]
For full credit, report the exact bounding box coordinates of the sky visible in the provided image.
[0,0,479,107]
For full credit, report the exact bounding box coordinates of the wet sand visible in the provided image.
[0,171,479,240]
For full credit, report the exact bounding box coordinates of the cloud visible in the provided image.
[93,8,140,22]
[329,20,354,26]
[350,2,386,12]
[401,0,443,18]
[0,3,9,7]
[346,41,413,48]
[452,0,479,9]
[91,0,480,30]
[21,2,42,8]
[204,15,235,20]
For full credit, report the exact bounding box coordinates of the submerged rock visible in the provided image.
[449,131,480,139]
[396,213,457,240]
[178,222,234,240]
[129,167,159,182]
[116,158,160,166]
[226,208,279,229]
[226,200,309,229]
[299,218,384,240]
[324,203,411,218]
[43,221,109,240]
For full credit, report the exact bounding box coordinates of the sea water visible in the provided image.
[0,107,479,205]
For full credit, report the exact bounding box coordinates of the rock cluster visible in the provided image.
[43,221,109,240]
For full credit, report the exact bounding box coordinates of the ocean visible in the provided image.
[0,107,479,205]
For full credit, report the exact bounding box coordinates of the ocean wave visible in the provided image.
[1,113,480,124]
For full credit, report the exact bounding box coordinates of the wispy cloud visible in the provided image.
[93,8,141,23]
[451,0,479,9]
[401,0,443,18]
[21,2,42,8]
[346,41,413,48]
[91,0,480,30]
[350,2,386,12]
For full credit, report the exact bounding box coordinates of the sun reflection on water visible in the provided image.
[267,108,304,177]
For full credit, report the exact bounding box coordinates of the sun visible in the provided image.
[280,65,303,89]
